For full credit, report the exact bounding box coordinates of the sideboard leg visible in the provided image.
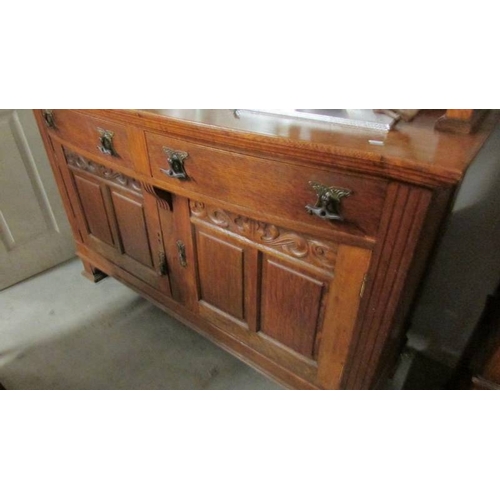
[81,259,107,283]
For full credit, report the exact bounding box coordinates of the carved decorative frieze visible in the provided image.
[190,201,337,270]
[63,148,142,193]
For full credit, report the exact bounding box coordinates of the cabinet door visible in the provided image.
[188,201,371,389]
[53,143,171,295]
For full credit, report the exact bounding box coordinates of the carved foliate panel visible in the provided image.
[190,201,337,271]
[63,148,142,194]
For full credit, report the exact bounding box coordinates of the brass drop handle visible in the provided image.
[161,147,188,180]
[177,240,187,267]
[305,181,352,221]
[97,128,117,156]
[42,110,55,128]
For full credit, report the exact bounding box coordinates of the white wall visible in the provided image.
[407,122,500,366]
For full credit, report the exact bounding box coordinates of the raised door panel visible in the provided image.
[73,173,115,248]
[197,230,244,320]
[193,226,258,333]
[260,257,325,359]
[110,188,154,268]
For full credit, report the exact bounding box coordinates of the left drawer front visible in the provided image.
[40,110,135,172]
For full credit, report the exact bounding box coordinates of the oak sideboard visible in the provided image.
[34,109,498,389]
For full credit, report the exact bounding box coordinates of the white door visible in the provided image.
[0,109,75,290]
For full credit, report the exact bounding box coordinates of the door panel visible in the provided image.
[197,230,245,320]
[111,188,154,268]
[52,143,171,295]
[0,110,74,290]
[188,201,372,387]
[260,257,325,359]
[74,174,115,247]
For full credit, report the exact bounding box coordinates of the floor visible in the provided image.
[0,259,282,390]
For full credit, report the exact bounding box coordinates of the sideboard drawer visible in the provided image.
[146,132,388,239]
[41,110,135,172]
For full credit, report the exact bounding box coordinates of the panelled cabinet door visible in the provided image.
[188,201,371,389]
[52,142,171,296]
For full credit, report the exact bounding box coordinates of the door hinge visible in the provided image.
[158,251,168,276]
[156,231,168,276]
[177,240,187,268]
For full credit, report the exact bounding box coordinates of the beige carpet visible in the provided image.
[0,259,282,390]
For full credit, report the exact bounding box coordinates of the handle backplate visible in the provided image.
[97,128,117,156]
[161,147,189,180]
[42,109,55,128]
[305,181,352,221]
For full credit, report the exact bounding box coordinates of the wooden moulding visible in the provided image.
[435,110,489,134]
[341,183,434,389]
[81,109,500,188]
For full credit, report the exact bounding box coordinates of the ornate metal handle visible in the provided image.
[161,147,189,180]
[305,181,352,221]
[177,240,187,267]
[42,110,55,128]
[158,251,168,276]
[97,128,117,156]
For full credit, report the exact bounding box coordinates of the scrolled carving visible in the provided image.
[310,242,338,266]
[63,148,142,193]
[189,200,337,270]
[190,201,206,217]
[208,209,231,228]
[234,215,252,234]
[256,223,280,242]
[263,233,308,258]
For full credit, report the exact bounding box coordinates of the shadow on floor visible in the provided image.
[0,259,282,390]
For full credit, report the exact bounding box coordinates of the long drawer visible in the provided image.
[145,131,388,240]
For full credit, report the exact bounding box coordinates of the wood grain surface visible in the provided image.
[33,109,498,389]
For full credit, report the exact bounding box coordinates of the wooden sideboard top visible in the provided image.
[79,109,499,188]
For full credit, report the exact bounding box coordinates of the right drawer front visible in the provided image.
[145,131,388,239]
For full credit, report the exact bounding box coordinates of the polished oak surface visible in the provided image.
[146,131,387,241]
[96,109,499,186]
[34,109,498,389]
